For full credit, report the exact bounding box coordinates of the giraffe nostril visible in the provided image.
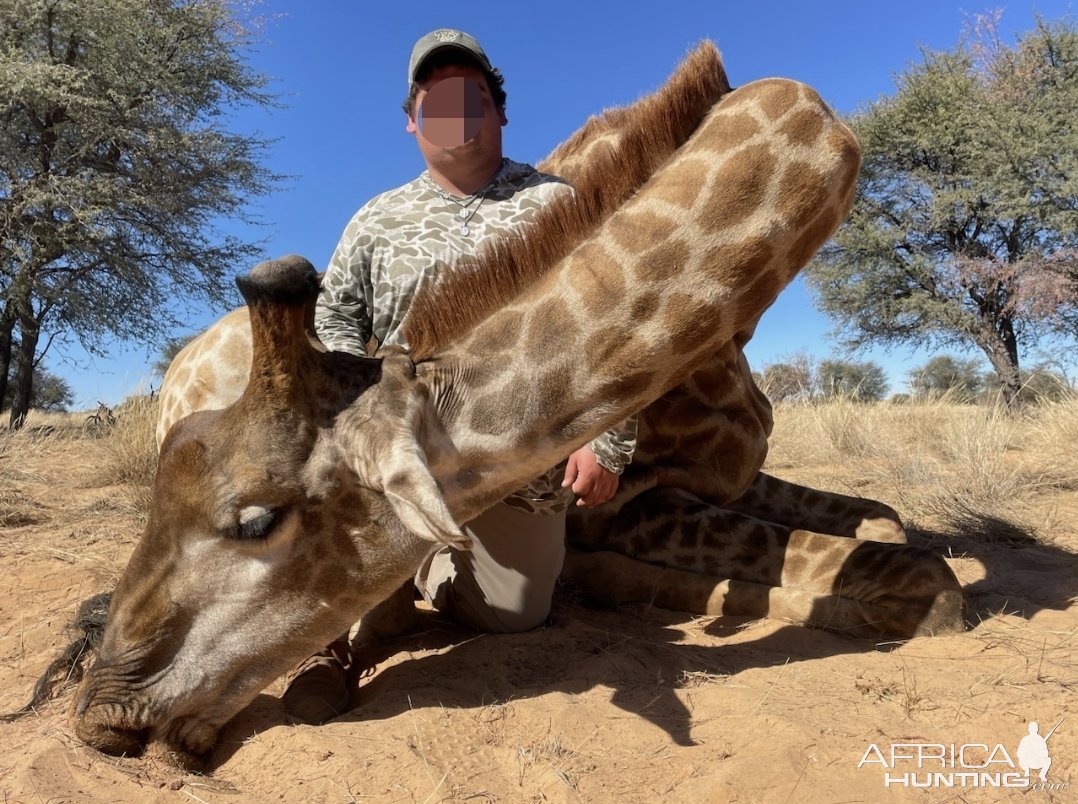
[73,708,148,757]
[72,677,149,756]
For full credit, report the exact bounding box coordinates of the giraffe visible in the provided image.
[73,43,963,764]
[532,99,955,638]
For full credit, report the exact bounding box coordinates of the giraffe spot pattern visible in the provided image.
[696,110,762,148]
[752,78,803,121]
[585,332,650,377]
[775,163,831,226]
[631,290,662,323]
[788,208,842,271]
[472,311,522,354]
[663,294,722,356]
[606,207,679,256]
[633,237,692,284]
[647,157,710,209]
[566,241,625,318]
[778,107,826,147]
[535,365,574,424]
[698,148,779,233]
[595,370,655,409]
[524,298,580,357]
[740,270,783,325]
[469,383,526,437]
[702,236,775,295]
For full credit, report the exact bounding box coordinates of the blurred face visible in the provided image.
[406,63,507,171]
[417,76,486,146]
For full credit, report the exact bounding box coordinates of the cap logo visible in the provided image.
[433,30,460,42]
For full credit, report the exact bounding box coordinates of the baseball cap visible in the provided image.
[407,29,494,86]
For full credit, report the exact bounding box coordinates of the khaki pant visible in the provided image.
[416,501,567,633]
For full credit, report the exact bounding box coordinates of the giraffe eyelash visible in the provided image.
[231,506,278,542]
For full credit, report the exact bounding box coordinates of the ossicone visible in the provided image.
[236,255,321,307]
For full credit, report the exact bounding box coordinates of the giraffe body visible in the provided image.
[73,44,962,763]
[157,306,962,641]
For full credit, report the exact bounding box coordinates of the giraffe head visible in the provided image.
[72,256,466,764]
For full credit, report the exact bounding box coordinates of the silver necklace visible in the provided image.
[425,169,501,237]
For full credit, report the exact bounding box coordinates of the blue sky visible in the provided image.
[53,0,1075,408]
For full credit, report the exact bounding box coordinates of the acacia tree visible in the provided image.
[0,0,278,427]
[817,359,889,402]
[755,352,816,402]
[0,362,71,410]
[907,355,986,401]
[985,366,1074,403]
[806,16,1077,405]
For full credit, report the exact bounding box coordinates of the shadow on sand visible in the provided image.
[210,522,1077,770]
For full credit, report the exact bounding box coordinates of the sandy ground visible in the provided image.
[0,426,1075,803]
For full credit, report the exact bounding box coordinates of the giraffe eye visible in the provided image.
[233,506,277,541]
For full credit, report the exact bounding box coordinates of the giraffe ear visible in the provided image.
[381,442,472,550]
[337,352,471,550]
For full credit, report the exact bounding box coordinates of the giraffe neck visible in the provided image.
[419,79,859,522]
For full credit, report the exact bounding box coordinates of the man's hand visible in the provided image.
[562,446,619,508]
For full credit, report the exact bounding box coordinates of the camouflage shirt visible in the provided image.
[315,158,636,514]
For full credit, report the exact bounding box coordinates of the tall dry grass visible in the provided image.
[90,395,160,514]
[0,398,160,526]
[4,393,1075,544]
[766,395,1078,544]
[0,409,89,527]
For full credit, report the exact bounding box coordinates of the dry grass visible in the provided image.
[90,395,160,507]
[0,411,85,527]
[93,392,159,478]
[0,481,43,528]
[517,731,591,793]
[766,396,1078,544]
[3,394,1075,544]
[0,397,160,528]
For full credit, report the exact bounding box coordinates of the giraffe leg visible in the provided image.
[562,549,951,639]
[728,472,907,543]
[565,488,963,638]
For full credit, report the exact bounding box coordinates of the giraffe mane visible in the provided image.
[401,41,730,361]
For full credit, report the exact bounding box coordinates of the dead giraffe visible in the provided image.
[531,89,959,639]
[74,43,962,764]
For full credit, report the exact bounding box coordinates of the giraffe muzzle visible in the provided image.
[72,685,150,757]
[73,682,220,769]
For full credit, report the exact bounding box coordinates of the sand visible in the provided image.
[1,425,1074,802]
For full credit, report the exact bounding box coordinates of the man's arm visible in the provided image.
[314,216,375,357]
